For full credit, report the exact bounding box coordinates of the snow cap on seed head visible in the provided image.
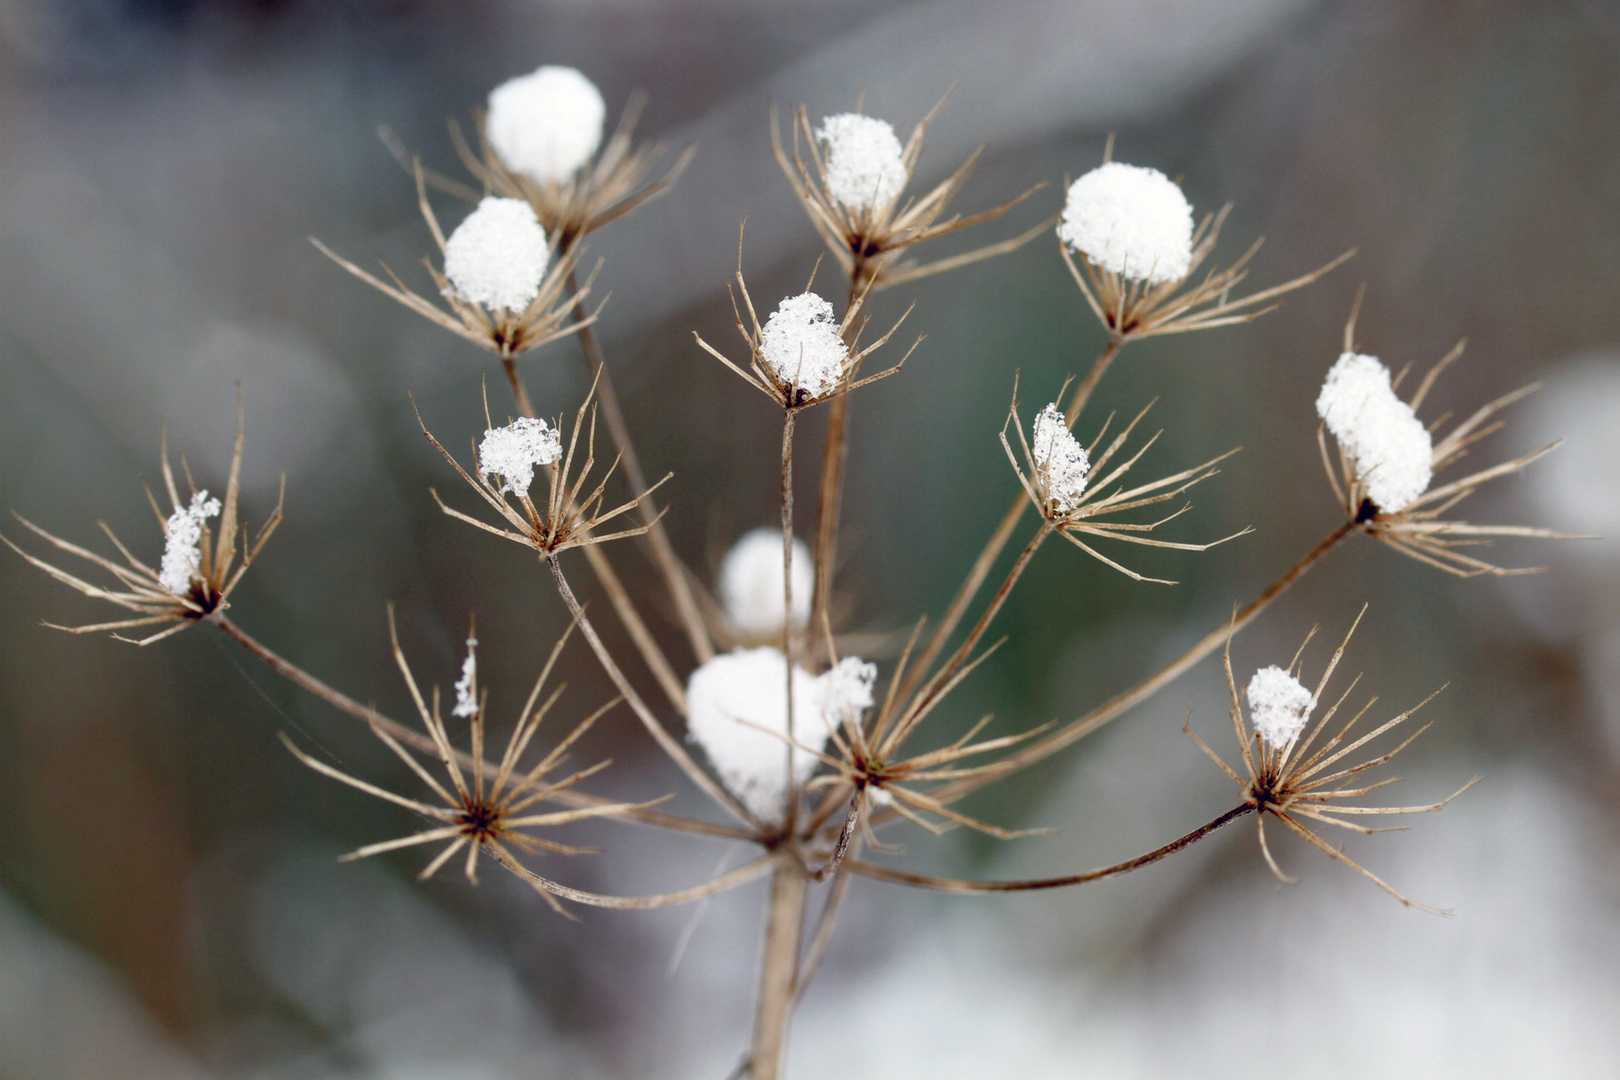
[817,113,908,211]
[1032,403,1090,515]
[719,528,814,637]
[159,490,222,595]
[478,416,562,498]
[1059,162,1194,285]
[1245,665,1313,746]
[452,635,479,719]
[443,197,551,313]
[1316,352,1434,512]
[486,65,607,184]
[759,292,849,399]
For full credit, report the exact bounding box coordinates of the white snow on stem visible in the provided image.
[719,528,814,637]
[1316,352,1434,513]
[758,292,849,400]
[817,113,908,211]
[443,197,551,314]
[1246,665,1314,747]
[486,65,606,184]
[159,490,221,596]
[1032,403,1090,515]
[1059,162,1194,285]
[478,416,561,498]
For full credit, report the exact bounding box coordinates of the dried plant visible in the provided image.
[6,66,1577,1080]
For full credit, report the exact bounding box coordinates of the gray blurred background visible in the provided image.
[3,0,1620,1076]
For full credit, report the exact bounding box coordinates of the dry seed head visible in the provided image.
[486,66,606,183]
[478,415,562,497]
[817,113,907,211]
[1316,352,1432,512]
[719,527,813,637]
[1059,162,1193,285]
[758,292,850,399]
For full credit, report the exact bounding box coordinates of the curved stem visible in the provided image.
[894,336,1123,709]
[928,519,1357,807]
[850,803,1253,893]
[210,614,748,839]
[566,269,714,665]
[546,553,759,829]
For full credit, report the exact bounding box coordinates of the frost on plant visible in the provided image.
[1031,403,1090,515]
[443,197,552,313]
[478,416,562,497]
[719,528,814,637]
[1059,162,1193,285]
[452,635,479,719]
[1316,352,1433,512]
[686,646,832,821]
[486,65,606,184]
[758,292,850,398]
[816,113,907,211]
[160,490,222,595]
[818,655,877,728]
[1244,665,1312,746]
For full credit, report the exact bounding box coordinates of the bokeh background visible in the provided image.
[3,0,1620,1076]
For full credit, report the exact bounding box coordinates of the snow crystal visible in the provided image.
[1316,352,1434,512]
[819,655,877,728]
[686,647,831,821]
[478,416,561,497]
[1058,162,1194,285]
[758,292,849,399]
[719,527,814,637]
[1032,403,1090,515]
[486,65,606,184]
[452,636,478,719]
[1246,665,1314,746]
[817,113,908,211]
[443,197,551,313]
[159,490,222,595]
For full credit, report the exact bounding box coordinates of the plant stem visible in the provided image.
[546,553,759,828]
[750,861,809,1080]
[928,519,1357,806]
[499,348,538,420]
[209,614,747,839]
[566,269,714,665]
[894,336,1123,708]
[807,257,872,667]
[849,803,1253,892]
[781,410,800,828]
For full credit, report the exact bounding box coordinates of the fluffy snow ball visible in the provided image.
[1031,403,1090,515]
[686,647,832,821]
[1316,352,1434,512]
[159,490,222,595]
[1245,665,1314,746]
[443,197,551,313]
[486,65,607,183]
[758,292,850,399]
[719,528,814,638]
[817,113,908,211]
[478,416,562,497]
[1059,162,1194,285]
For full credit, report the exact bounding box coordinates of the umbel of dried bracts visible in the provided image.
[2,67,1582,1080]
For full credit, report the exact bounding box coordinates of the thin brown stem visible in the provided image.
[807,256,872,667]
[794,858,854,1003]
[547,554,759,829]
[209,614,747,839]
[782,410,800,828]
[750,861,809,1080]
[929,519,1357,807]
[565,269,714,665]
[499,349,537,420]
[849,803,1252,892]
[895,336,1123,708]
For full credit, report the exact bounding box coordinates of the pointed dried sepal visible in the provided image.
[2,390,283,645]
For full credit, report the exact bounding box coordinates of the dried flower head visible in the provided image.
[685,646,835,823]
[3,393,282,645]
[1059,162,1193,285]
[486,66,606,184]
[281,613,647,914]
[313,164,597,384]
[419,379,665,559]
[1186,607,1478,913]
[1002,386,1248,583]
[719,527,814,639]
[695,256,918,411]
[442,196,552,313]
[1060,147,1352,341]
[1317,302,1572,576]
[773,92,1048,291]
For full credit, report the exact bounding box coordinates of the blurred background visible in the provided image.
[2,0,1620,1075]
